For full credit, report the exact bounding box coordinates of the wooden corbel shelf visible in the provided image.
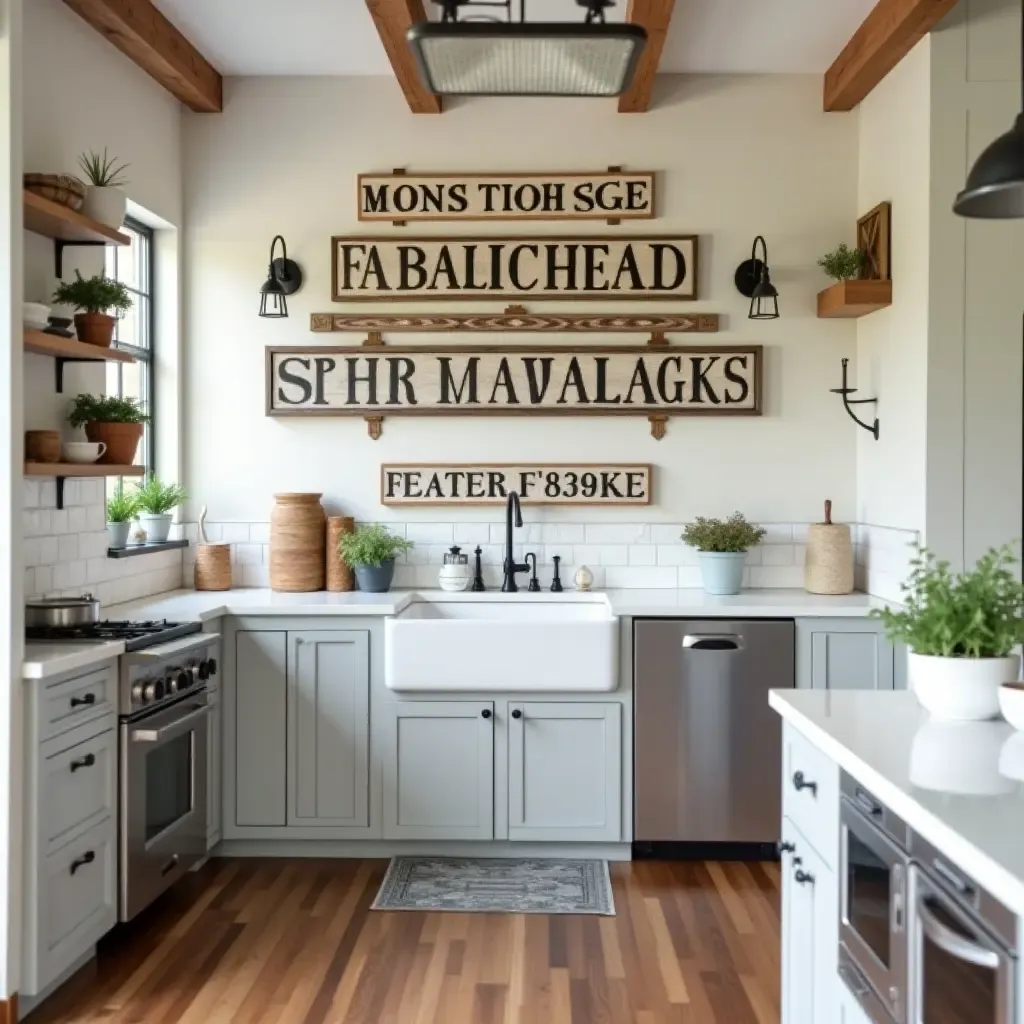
[817,279,893,319]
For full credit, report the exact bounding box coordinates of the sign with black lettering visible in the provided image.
[331,235,698,301]
[357,171,656,222]
[265,344,761,418]
[381,464,653,506]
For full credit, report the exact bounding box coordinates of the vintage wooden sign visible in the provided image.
[331,235,698,302]
[310,311,719,333]
[357,170,656,223]
[382,464,653,506]
[266,344,761,424]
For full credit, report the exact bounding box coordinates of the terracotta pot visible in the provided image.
[85,421,143,465]
[74,312,115,348]
[25,430,61,463]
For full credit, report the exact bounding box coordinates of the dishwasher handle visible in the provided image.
[682,634,745,651]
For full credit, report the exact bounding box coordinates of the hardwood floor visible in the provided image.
[27,858,780,1024]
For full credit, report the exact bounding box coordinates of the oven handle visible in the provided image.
[917,896,1000,969]
[122,634,220,664]
[131,704,209,744]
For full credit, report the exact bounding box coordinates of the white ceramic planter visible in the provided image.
[107,521,131,551]
[908,651,1021,721]
[138,513,173,545]
[82,186,126,228]
[697,551,746,595]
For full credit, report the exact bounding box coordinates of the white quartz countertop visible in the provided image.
[771,689,1024,915]
[23,641,124,681]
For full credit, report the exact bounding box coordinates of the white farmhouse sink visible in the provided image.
[384,594,618,692]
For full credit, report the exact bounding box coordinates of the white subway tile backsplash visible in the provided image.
[49,509,68,535]
[453,523,491,544]
[24,480,39,509]
[67,505,88,534]
[407,523,454,545]
[584,523,650,544]
[628,545,657,566]
[649,524,686,544]
[677,567,704,588]
[572,544,602,567]
[760,524,794,544]
[605,566,678,589]
[761,544,795,567]
[598,545,629,566]
[33,566,53,595]
[248,522,270,544]
[749,566,805,589]
[656,545,694,566]
[219,523,251,544]
[553,524,586,544]
[233,543,264,565]
[57,534,79,562]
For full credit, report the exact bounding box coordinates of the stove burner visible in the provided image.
[26,619,202,652]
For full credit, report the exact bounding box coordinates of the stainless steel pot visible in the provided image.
[25,594,100,629]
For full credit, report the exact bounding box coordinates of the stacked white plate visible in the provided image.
[23,301,51,331]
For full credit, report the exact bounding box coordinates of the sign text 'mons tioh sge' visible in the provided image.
[266,346,762,418]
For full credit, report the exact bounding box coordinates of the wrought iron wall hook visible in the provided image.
[830,358,879,440]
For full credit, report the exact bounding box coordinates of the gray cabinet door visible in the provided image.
[382,701,494,840]
[796,619,894,691]
[235,631,287,826]
[508,702,621,842]
[287,631,370,828]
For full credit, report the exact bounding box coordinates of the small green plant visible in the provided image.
[872,543,1024,658]
[682,513,766,553]
[132,474,187,516]
[818,243,865,282]
[68,394,150,428]
[53,271,133,317]
[338,523,414,568]
[106,483,138,524]
[78,148,130,188]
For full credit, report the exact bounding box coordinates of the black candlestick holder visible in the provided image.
[830,358,879,439]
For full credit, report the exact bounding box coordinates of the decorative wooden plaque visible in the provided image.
[358,171,656,223]
[310,311,719,333]
[332,235,699,302]
[857,201,891,281]
[382,464,653,506]
[266,343,761,419]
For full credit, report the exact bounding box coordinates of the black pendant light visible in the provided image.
[408,0,647,98]
[954,0,1024,218]
[734,236,780,320]
[259,235,303,319]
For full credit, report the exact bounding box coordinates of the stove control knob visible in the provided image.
[198,660,210,681]
[208,658,218,677]
[188,664,201,681]
[166,675,179,695]
[177,671,190,691]
[131,682,145,704]
[143,679,164,703]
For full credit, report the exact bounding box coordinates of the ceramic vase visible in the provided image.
[697,551,746,595]
[909,651,1022,721]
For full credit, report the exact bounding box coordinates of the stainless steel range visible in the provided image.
[28,619,219,921]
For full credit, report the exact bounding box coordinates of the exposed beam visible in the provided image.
[824,0,959,111]
[62,0,222,113]
[366,0,442,114]
[618,0,676,114]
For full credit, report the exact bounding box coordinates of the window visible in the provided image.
[105,217,155,476]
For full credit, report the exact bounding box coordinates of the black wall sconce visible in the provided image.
[734,235,779,320]
[831,358,879,440]
[259,235,303,318]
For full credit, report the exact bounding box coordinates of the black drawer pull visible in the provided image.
[511,709,523,719]
[70,850,95,876]
[481,709,492,719]
[794,868,815,886]
[792,771,818,796]
[70,753,96,773]
[70,693,97,708]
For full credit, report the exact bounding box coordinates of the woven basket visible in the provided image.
[194,544,232,591]
[270,493,326,592]
[327,517,355,592]
[24,173,86,211]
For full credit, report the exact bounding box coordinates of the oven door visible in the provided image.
[840,798,909,1021]
[910,867,1015,1024]
[120,693,209,921]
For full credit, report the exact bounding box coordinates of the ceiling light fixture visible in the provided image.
[953,0,1024,218]
[259,235,303,319]
[407,0,647,98]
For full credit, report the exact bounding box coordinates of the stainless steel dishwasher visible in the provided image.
[633,618,795,857]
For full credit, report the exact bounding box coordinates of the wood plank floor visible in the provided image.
[27,858,780,1024]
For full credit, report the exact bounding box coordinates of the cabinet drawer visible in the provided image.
[42,666,117,741]
[782,723,839,869]
[42,729,117,856]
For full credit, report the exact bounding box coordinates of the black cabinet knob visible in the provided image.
[70,850,95,876]
[70,753,96,773]
[777,841,796,856]
[792,771,818,796]
[481,709,492,719]
[70,693,96,708]
[511,709,523,719]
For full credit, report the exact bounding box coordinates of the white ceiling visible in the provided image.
[153,0,876,77]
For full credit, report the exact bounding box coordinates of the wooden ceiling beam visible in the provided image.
[618,0,676,114]
[62,0,222,113]
[824,0,959,112]
[366,0,442,114]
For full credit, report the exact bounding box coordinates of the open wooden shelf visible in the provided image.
[24,329,135,364]
[817,279,893,319]
[23,190,131,247]
[25,463,145,478]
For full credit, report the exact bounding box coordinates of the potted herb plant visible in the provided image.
[67,394,149,465]
[682,513,766,596]
[338,523,414,593]
[872,544,1024,721]
[131,474,187,544]
[52,271,132,348]
[78,148,130,228]
[817,243,865,282]
[106,482,137,551]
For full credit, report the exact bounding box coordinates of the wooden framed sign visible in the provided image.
[266,344,761,418]
[332,235,698,302]
[311,311,719,333]
[357,171,656,223]
[382,464,653,506]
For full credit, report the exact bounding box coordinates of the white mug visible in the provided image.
[62,441,107,463]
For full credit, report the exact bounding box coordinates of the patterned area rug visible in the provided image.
[372,857,615,915]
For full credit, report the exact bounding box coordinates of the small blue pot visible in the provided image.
[355,559,396,593]
[698,552,746,595]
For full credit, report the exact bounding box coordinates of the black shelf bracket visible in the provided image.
[55,477,66,511]
[54,239,108,279]
[830,357,880,440]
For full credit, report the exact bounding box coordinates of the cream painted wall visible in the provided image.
[856,38,932,536]
[183,74,859,525]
